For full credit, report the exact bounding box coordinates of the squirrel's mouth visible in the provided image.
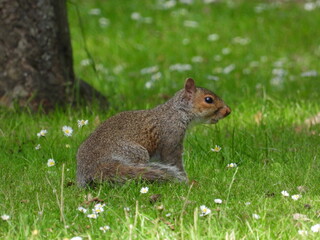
[210,119,219,124]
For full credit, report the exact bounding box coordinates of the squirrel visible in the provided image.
[77,78,231,187]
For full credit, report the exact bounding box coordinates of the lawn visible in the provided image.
[1,0,320,239]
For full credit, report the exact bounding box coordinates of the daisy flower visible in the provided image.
[208,33,219,42]
[140,187,149,194]
[77,206,87,213]
[311,224,320,233]
[298,230,308,236]
[199,205,211,217]
[211,145,221,152]
[87,213,98,219]
[70,237,83,240]
[35,144,41,150]
[62,126,73,137]
[227,163,237,168]
[214,199,223,204]
[291,194,301,201]
[281,190,290,197]
[93,207,104,214]
[94,203,106,209]
[77,120,88,128]
[99,225,111,233]
[124,207,130,212]
[47,159,55,167]
[37,129,47,137]
[252,213,260,220]
[1,214,10,221]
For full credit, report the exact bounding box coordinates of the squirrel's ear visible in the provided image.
[184,78,196,96]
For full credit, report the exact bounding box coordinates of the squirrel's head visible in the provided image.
[184,78,231,124]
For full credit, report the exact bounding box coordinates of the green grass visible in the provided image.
[1,0,320,239]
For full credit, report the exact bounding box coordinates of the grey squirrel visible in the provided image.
[77,78,231,187]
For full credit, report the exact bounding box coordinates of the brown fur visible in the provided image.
[76,78,231,187]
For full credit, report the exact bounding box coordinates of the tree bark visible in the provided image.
[0,0,105,111]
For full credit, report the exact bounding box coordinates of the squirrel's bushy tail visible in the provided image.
[77,161,186,187]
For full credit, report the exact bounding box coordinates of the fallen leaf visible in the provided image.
[304,112,320,127]
[254,111,263,125]
[94,115,101,127]
[149,194,162,204]
[160,217,175,230]
[297,185,308,193]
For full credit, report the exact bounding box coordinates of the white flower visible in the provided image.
[65,144,71,148]
[183,20,198,28]
[77,206,87,213]
[252,213,260,219]
[214,199,223,204]
[311,224,320,233]
[62,126,73,137]
[223,64,235,74]
[161,0,176,9]
[88,8,101,15]
[145,81,153,89]
[94,203,106,209]
[301,70,318,77]
[291,194,301,201]
[304,2,316,11]
[37,129,47,137]
[191,56,203,63]
[208,33,219,41]
[245,202,251,206]
[200,205,211,216]
[77,120,88,128]
[298,230,308,236]
[124,207,130,212]
[214,55,222,61]
[93,207,104,214]
[169,63,192,72]
[222,48,231,55]
[80,59,91,66]
[151,72,162,81]
[140,66,159,75]
[165,213,171,217]
[47,159,55,167]
[281,190,290,197]
[227,163,237,168]
[1,214,10,221]
[99,225,111,233]
[232,37,250,45]
[131,12,141,20]
[207,75,219,81]
[99,18,110,27]
[35,144,41,150]
[87,213,98,219]
[211,145,221,152]
[140,187,149,194]
[70,237,83,240]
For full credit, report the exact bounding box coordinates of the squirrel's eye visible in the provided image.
[205,97,214,104]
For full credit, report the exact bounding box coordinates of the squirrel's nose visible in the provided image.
[222,106,231,117]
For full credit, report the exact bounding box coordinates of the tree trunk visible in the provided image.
[0,0,105,111]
